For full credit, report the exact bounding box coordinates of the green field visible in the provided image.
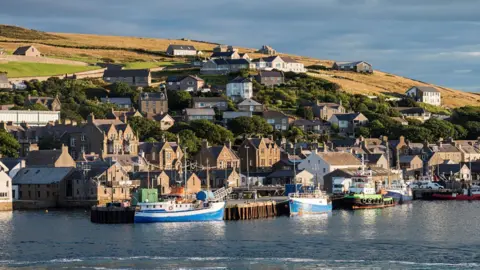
[0,62,99,77]
[124,61,182,69]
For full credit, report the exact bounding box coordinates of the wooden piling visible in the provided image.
[224,201,280,221]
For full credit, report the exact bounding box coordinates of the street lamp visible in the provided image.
[245,145,250,190]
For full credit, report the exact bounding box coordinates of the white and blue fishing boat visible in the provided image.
[134,187,231,223]
[288,190,332,215]
[386,182,413,204]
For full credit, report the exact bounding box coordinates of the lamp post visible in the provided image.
[245,145,250,190]
[184,147,188,198]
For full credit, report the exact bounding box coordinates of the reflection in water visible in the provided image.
[291,213,331,235]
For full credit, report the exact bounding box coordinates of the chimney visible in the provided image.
[399,136,405,145]
[176,134,180,144]
[139,149,145,158]
[201,139,209,149]
[226,140,232,149]
[64,119,71,125]
[436,138,443,147]
[61,144,69,154]
[87,113,95,124]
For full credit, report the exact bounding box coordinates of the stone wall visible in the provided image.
[0,202,13,211]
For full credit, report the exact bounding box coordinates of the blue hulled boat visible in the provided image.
[288,190,332,216]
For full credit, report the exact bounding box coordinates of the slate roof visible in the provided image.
[366,154,384,164]
[196,169,234,179]
[430,144,460,153]
[100,97,132,106]
[139,141,177,153]
[167,75,203,83]
[314,102,342,109]
[293,119,323,127]
[333,113,362,121]
[238,98,262,106]
[13,46,35,55]
[247,138,276,149]
[258,71,284,78]
[335,61,369,67]
[13,167,74,185]
[227,59,250,65]
[399,155,419,163]
[267,169,304,178]
[210,52,236,58]
[438,164,465,174]
[252,56,280,63]
[228,77,252,84]
[168,45,196,51]
[414,86,440,93]
[318,152,361,166]
[103,69,150,78]
[0,158,23,171]
[330,138,357,148]
[223,111,252,119]
[184,108,215,116]
[25,149,63,167]
[280,56,299,63]
[263,110,288,119]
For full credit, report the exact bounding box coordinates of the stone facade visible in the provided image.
[238,137,281,172]
[138,91,168,115]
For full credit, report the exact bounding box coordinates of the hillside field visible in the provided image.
[0,62,98,77]
[0,25,479,107]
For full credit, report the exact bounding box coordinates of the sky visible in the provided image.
[2,0,480,91]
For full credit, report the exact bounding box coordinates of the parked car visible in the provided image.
[409,182,427,189]
[420,182,444,190]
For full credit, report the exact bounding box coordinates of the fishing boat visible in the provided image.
[134,187,231,223]
[386,180,413,204]
[431,187,480,200]
[288,189,332,216]
[343,169,395,210]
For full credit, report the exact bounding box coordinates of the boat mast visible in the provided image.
[184,147,188,198]
[386,137,391,187]
[293,142,297,193]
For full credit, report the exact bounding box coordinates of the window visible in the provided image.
[323,168,326,173]
[37,191,40,198]
[70,138,76,147]
[6,181,8,187]
[46,191,50,197]
[81,134,85,141]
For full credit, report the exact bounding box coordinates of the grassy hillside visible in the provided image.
[0,62,98,77]
[0,25,478,107]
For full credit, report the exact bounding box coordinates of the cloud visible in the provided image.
[2,0,480,91]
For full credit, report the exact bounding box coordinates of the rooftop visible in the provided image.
[238,98,262,106]
[168,44,196,51]
[13,167,74,185]
[104,69,150,78]
[318,152,361,166]
[184,108,215,116]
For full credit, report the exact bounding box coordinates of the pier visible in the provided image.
[224,201,278,220]
[90,206,135,224]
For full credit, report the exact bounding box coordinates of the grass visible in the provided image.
[0,25,61,40]
[123,61,182,69]
[201,75,229,85]
[0,62,99,77]
[418,103,451,115]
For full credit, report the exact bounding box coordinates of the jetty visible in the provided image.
[90,205,135,224]
[412,189,457,200]
[224,201,277,220]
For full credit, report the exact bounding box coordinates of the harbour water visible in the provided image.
[1,201,480,269]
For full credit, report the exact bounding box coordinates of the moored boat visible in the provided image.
[288,190,332,215]
[134,187,231,223]
[432,187,480,201]
[386,181,413,204]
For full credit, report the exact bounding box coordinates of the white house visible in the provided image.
[405,86,441,106]
[0,110,60,126]
[0,158,25,179]
[251,56,305,73]
[328,112,369,137]
[166,45,197,56]
[297,150,361,189]
[226,77,253,102]
[0,161,12,211]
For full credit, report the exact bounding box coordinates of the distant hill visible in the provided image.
[0,24,478,108]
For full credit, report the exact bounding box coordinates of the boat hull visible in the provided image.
[386,191,413,204]
[289,197,332,216]
[343,194,395,210]
[432,194,480,201]
[134,202,225,223]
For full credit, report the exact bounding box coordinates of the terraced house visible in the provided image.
[138,91,168,115]
[166,44,196,56]
[25,95,61,111]
[238,137,281,172]
[194,141,240,170]
[103,69,151,87]
[139,138,184,171]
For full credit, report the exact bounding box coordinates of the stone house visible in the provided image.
[437,164,470,181]
[139,139,184,171]
[257,45,277,55]
[210,51,240,60]
[192,97,228,111]
[13,45,41,57]
[164,170,201,195]
[166,75,205,91]
[328,112,369,137]
[227,77,253,101]
[237,98,264,112]
[106,108,143,122]
[100,97,132,109]
[130,170,170,194]
[213,45,237,53]
[456,141,480,162]
[405,86,441,106]
[193,140,240,170]
[138,91,168,115]
[13,167,74,208]
[60,162,133,207]
[238,137,281,172]
[25,145,76,167]
[222,111,252,123]
[25,95,61,111]
[183,108,215,122]
[332,61,373,73]
[0,73,11,89]
[297,150,361,189]
[292,119,328,134]
[393,107,431,122]
[148,113,175,131]
[427,142,462,167]
[103,69,151,87]
[196,169,240,188]
[263,111,293,131]
[366,153,389,169]
[166,45,197,56]
[311,102,345,120]
[255,70,285,86]
[399,155,424,179]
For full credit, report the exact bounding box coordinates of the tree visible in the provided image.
[168,90,191,110]
[129,116,162,141]
[402,126,434,143]
[251,116,273,135]
[422,118,456,140]
[110,82,133,97]
[227,117,255,136]
[355,126,370,137]
[0,131,20,157]
[296,106,314,120]
[178,129,201,155]
[190,120,234,145]
[38,135,62,150]
[286,127,304,141]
